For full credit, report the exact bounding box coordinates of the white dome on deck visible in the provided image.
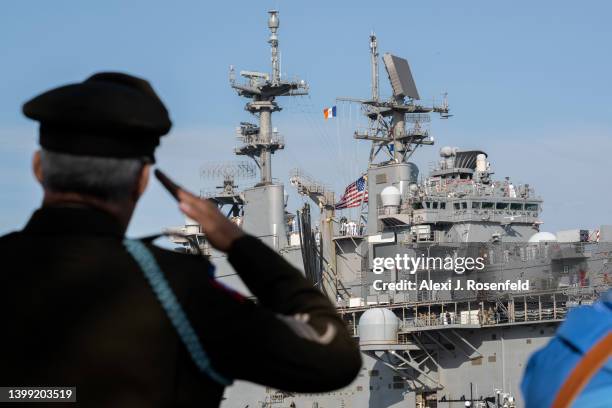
[380,186,401,207]
[358,308,399,346]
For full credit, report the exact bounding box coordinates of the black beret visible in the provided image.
[23,72,172,162]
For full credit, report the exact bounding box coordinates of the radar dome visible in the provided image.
[476,154,488,172]
[358,308,399,346]
[440,146,454,157]
[528,232,557,243]
[380,186,401,207]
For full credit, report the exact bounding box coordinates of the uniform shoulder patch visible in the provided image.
[276,313,337,345]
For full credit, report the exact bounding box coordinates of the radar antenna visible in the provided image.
[201,160,256,196]
[200,161,255,217]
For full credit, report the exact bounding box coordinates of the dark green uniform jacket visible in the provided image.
[0,206,361,407]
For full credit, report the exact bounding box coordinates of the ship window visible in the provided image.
[440,202,446,209]
[453,203,460,210]
[525,203,538,211]
[510,203,523,210]
[393,383,405,389]
[472,202,481,209]
[425,202,430,208]
[482,202,494,209]
[369,370,379,377]
[432,202,439,209]
[496,202,509,210]
[413,202,423,210]
[461,202,467,209]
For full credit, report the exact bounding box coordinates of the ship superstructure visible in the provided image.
[166,10,612,408]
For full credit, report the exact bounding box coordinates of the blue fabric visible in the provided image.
[521,290,612,407]
[123,239,232,386]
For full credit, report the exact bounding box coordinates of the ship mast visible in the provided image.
[370,32,379,102]
[338,34,451,166]
[230,10,308,185]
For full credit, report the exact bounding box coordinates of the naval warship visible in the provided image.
[167,10,612,408]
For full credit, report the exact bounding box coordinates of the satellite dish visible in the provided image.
[382,53,420,100]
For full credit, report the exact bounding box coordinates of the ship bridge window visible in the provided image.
[413,202,424,210]
[496,202,509,210]
[525,203,538,211]
[425,202,431,209]
[482,202,494,209]
[432,202,439,209]
[461,202,467,209]
[440,202,446,209]
[453,203,460,210]
[472,202,481,209]
[510,202,523,210]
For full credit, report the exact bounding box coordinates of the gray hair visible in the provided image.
[40,149,144,201]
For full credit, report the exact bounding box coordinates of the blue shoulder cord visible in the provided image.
[123,239,232,386]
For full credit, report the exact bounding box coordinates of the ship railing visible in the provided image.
[406,314,462,327]
[340,287,608,337]
[353,127,378,139]
[237,133,285,146]
[448,210,538,224]
[395,304,570,330]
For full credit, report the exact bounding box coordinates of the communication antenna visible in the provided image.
[370,32,379,101]
[436,92,453,119]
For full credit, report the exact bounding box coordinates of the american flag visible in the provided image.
[335,176,368,209]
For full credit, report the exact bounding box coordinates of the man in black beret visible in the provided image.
[0,73,361,407]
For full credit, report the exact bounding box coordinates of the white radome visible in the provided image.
[440,146,454,157]
[358,307,400,346]
[380,185,401,207]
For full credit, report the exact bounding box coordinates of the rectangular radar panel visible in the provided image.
[383,53,420,100]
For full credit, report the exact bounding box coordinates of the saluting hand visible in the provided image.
[177,189,244,252]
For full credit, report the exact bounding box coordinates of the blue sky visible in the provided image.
[1,0,611,236]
